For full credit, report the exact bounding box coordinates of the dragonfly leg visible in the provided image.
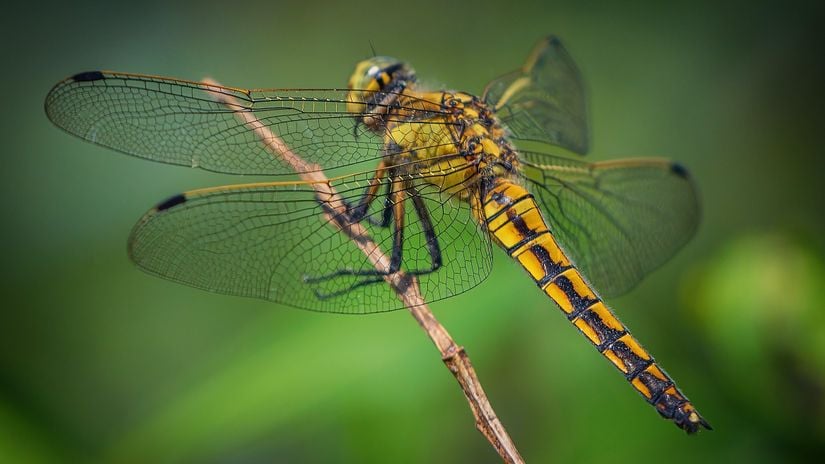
[344,160,388,223]
[365,180,394,227]
[304,178,407,296]
[407,185,443,275]
[306,183,443,300]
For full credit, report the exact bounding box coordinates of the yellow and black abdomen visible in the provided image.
[481,178,709,433]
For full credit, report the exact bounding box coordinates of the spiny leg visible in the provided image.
[344,160,388,222]
[407,185,442,275]
[307,182,445,300]
[367,176,394,227]
[308,182,447,282]
[304,177,407,299]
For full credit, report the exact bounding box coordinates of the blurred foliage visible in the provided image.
[689,234,825,450]
[2,0,825,462]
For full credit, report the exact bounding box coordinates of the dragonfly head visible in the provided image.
[346,57,415,115]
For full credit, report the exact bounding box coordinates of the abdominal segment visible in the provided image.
[481,178,709,433]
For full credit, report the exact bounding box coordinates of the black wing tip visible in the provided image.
[71,71,105,82]
[155,193,187,211]
[670,162,691,179]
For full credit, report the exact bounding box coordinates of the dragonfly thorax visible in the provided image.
[381,89,521,200]
[444,91,520,178]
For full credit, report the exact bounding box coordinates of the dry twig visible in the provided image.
[203,78,524,463]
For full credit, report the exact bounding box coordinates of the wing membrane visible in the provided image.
[483,36,589,154]
[519,152,699,297]
[128,164,492,313]
[45,71,451,176]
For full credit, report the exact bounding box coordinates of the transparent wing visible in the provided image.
[44,71,451,176]
[483,36,589,155]
[519,152,699,297]
[128,163,492,314]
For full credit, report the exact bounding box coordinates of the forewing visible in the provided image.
[483,36,589,154]
[520,152,699,297]
[128,165,492,314]
[45,71,449,175]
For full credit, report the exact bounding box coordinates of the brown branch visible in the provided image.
[203,79,524,463]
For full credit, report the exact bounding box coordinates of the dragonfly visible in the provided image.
[45,36,709,433]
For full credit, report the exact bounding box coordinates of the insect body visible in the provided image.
[45,36,709,433]
[344,53,708,432]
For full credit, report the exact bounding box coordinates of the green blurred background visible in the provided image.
[2,0,824,462]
